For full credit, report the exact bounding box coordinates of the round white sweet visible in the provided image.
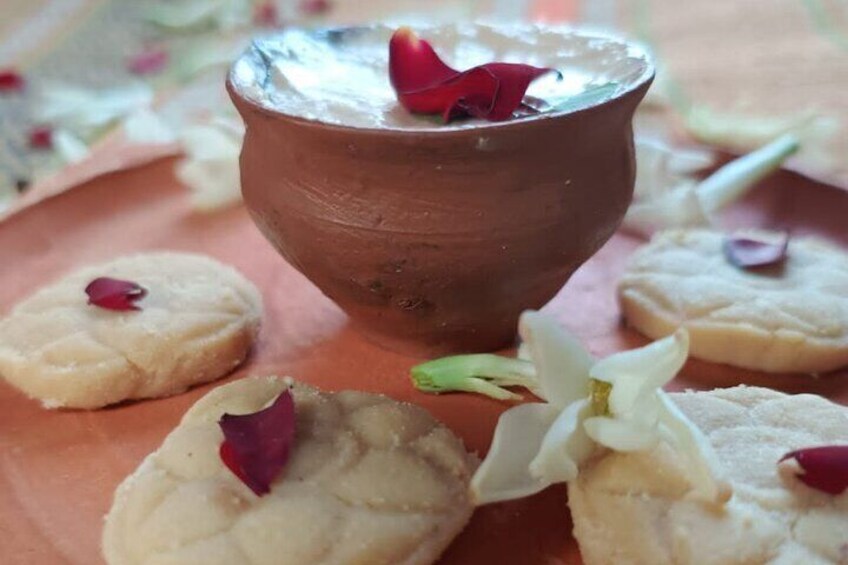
[569,386,848,565]
[619,229,848,373]
[103,376,478,565]
[0,252,262,409]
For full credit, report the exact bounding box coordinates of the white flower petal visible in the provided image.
[622,184,710,237]
[591,330,689,416]
[529,398,595,483]
[175,120,244,211]
[52,129,89,164]
[36,82,153,140]
[518,311,593,406]
[470,403,561,505]
[635,136,714,200]
[583,414,661,452]
[656,391,733,504]
[123,108,177,145]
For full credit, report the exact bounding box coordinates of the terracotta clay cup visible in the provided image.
[228,26,653,356]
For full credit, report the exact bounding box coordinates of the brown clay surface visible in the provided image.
[0,158,847,564]
[228,46,651,356]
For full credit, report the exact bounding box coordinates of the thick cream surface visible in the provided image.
[230,23,651,130]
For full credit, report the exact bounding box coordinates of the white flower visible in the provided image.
[623,134,799,236]
[468,312,731,506]
[144,0,252,32]
[175,116,244,211]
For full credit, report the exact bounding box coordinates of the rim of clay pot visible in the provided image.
[227,23,655,138]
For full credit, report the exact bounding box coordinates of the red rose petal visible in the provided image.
[0,69,25,93]
[724,231,789,269]
[127,47,169,76]
[253,1,279,27]
[299,0,332,15]
[218,390,296,496]
[388,28,557,123]
[85,277,147,311]
[780,446,848,495]
[28,126,53,150]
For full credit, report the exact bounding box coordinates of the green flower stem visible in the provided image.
[410,354,536,401]
[697,134,799,214]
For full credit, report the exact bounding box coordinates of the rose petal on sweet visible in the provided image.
[253,1,279,27]
[0,69,25,93]
[85,277,147,311]
[219,390,296,496]
[28,126,53,149]
[780,446,848,495]
[518,310,593,406]
[724,231,789,269]
[389,27,459,94]
[127,47,169,76]
[470,402,560,505]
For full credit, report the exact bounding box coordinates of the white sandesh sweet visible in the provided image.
[413,312,731,506]
[622,134,799,237]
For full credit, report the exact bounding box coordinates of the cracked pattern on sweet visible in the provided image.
[569,386,848,565]
[0,252,262,408]
[619,229,848,372]
[103,377,478,565]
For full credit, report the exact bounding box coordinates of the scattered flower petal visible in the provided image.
[175,116,244,211]
[779,446,848,495]
[85,278,147,311]
[724,231,789,269]
[389,27,557,123]
[219,390,296,496]
[35,82,154,140]
[470,402,560,505]
[0,69,25,93]
[28,126,53,150]
[145,0,251,31]
[123,107,177,145]
[52,129,90,164]
[253,1,279,27]
[127,47,169,75]
[299,0,332,15]
[623,134,799,237]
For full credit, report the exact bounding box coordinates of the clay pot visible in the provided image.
[228,27,653,356]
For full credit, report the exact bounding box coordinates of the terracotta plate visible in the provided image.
[1,158,847,564]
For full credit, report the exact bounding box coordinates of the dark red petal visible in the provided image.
[0,69,25,93]
[85,277,147,311]
[299,0,332,15]
[28,126,53,150]
[399,66,499,121]
[127,47,169,76]
[218,390,296,496]
[389,27,459,93]
[724,231,789,269]
[253,1,279,27]
[476,63,558,121]
[780,446,848,495]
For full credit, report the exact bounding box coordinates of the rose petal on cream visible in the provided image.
[518,310,593,406]
[470,402,560,505]
[474,63,558,121]
[28,126,53,149]
[591,330,689,416]
[780,446,848,496]
[389,27,459,94]
[528,398,595,483]
[723,231,789,269]
[219,390,296,496]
